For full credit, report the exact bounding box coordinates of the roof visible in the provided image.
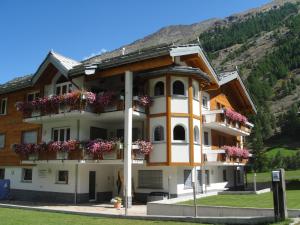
[0,51,80,95]
[219,71,257,114]
[0,74,33,95]
[136,65,211,83]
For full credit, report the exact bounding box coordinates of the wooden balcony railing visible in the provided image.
[204,152,248,164]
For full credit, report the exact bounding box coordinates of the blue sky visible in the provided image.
[0,0,270,84]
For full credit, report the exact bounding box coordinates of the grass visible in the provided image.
[265,147,299,158]
[181,189,300,209]
[0,207,210,225]
[247,169,300,183]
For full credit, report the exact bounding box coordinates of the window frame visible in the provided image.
[27,91,40,102]
[55,82,73,96]
[173,124,186,142]
[0,98,7,115]
[193,126,200,144]
[154,81,165,97]
[22,168,33,183]
[52,127,71,142]
[153,126,165,142]
[192,83,199,100]
[56,170,69,184]
[202,96,208,109]
[203,131,210,146]
[22,130,38,144]
[0,134,5,149]
[138,170,163,189]
[172,80,185,96]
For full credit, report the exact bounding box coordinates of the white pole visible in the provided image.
[124,71,133,208]
[254,172,257,192]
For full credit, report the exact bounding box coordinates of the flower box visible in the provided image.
[103,150,118,160]
[56,151,69,160]
[28,153,39,161]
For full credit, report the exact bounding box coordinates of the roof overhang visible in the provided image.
[219,71,257,114]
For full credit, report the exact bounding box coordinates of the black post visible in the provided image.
[272,169,288,221]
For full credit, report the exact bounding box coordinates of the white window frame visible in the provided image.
[153,125,165,142]
[172,80,186,97]
[56,170,69,184]
[153,81,165,97]
[22,168,32,183]
[192,83,199,100]
[0,98,7,115]
[202,92,210,110]
[172,124,187,143]
[22,130,38,144]
[55,82,73,96]
[194,126,200,144]
[52,127,71,142]
[0,134,5,149]
[27,91,40,102]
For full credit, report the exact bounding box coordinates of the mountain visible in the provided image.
[85,0,300,152]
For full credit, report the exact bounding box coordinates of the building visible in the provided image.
[0,44,256,205]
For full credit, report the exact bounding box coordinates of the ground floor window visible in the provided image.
[184,170,193,189]
[138,170,162,189]
[22,168,32,182]
[56,170,69,184]
[0,168,5,179]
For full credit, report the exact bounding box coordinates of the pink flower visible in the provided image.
[138,95,152,107]
[133,140,153,155]
[224,108,248,124]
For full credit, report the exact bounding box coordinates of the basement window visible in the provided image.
[56,170,69,184]
[22,168,32,182]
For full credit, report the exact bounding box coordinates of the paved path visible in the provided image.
[0,201,147,216]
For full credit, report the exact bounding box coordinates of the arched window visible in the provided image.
[193,84,198,99]
[154,126,164,141]
[173,125,186,141]
[173,80,185,95]
[194,126,200,143]
[154,81,164,96]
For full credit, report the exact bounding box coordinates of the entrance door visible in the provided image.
[89,171,96,201]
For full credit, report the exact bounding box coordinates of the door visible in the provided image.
[89,171,96,201]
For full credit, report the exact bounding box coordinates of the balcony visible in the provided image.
[203,147,249,165]
[17,92,149,124]
[203,109,253,136]
[16,141,150,165]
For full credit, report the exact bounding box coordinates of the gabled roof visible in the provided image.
[0,51,80,95]
[219,71,257,114]
[32,51,80,84]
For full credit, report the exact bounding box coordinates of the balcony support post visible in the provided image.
[124,70,133,208]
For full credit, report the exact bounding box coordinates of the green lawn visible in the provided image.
[0,207,209,225]
[265,147,299,158]
[181,190,300,209]
[247,169,300,183]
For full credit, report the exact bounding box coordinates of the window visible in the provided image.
[56,170,69,184]
[0,169,5,179]
[22,168,32,182]
[0,98,7,115]
[117,128,139,141]
[53,128,70,142]
[205,170,210,185]
[202,96,208,109]
[204,131,209,146]
[173,125,186,141]
[22,131,38,144]
[223,169,227,182]
[56,82,72,95]
[184,170,192,189]
[0,134,5,149]
[154,81,164,96]
[194,126,200,144]
[193,84,198,99]
[27,92,40,102]
[172,80,185,95]
[138,170,163,189]
[154,126,164,142]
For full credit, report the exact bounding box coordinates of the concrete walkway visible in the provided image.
[0,201,147,216]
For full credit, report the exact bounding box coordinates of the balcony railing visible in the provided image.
[203,149,249,164]
[16,91,149,119]
[203,109,253,136]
